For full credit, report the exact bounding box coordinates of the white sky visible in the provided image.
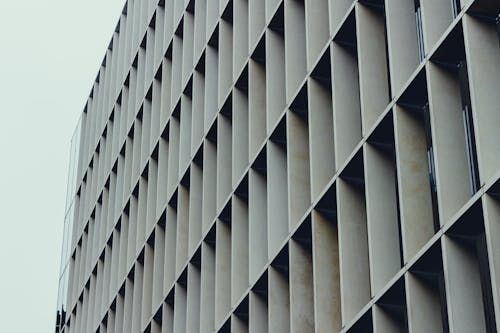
[0,1,126,331]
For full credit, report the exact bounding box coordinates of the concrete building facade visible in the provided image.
[56,0,500,332]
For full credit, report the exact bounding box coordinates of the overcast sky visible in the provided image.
[0,1,126,331]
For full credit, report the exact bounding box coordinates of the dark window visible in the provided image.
[415,0,425,62]
[423,103,440,231]
[458,61,480,194]
[451,0,461,18]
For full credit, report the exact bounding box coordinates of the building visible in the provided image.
[55,0,500,332]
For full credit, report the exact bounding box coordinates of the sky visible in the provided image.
[0,1,126,331]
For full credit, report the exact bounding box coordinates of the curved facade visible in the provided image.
[56,0,500,332]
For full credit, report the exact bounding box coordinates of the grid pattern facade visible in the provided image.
[55,0,500,332]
